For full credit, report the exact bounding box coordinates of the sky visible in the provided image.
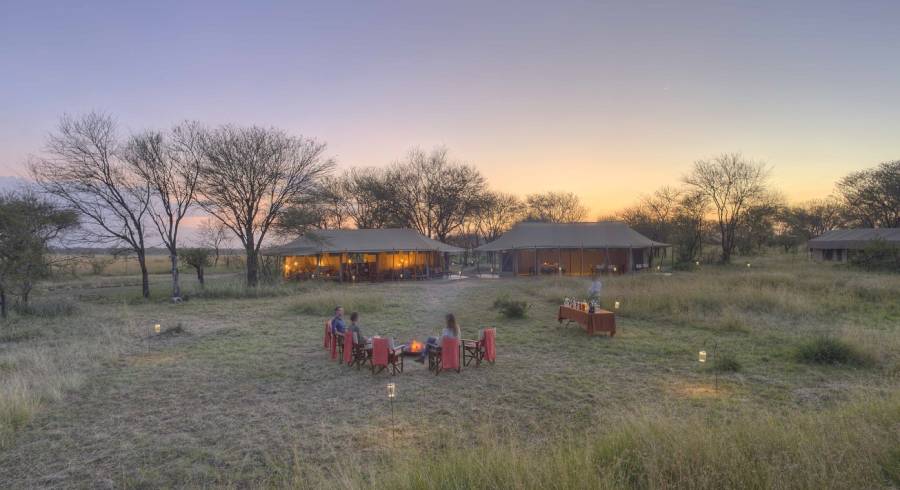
[1,0,899,220]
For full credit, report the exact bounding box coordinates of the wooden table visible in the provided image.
[557,306,616,336]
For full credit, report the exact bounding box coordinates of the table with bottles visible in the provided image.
[558,298,616,336]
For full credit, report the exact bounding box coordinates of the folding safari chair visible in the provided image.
[428,337,461,375]
[347,332,369,370]
[462,328,496,367]
[342,330,354,365]
[324,320,332,350]
[371,337,403,375]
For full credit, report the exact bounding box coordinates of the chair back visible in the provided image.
[343,330,354,364]
[441,336,460,370]
[371,337,389,367]
[483,328,496,362]
[324,320,332,349]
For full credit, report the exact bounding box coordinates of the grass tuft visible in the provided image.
[13,299,78,318]
[795,337,875,367]
[493,296,528,318]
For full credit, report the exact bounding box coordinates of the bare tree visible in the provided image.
[683,153,770,263]
[30,112,154,297]
[384,147,487,241]
[339,168,398,229]
[477,192,525,242]
[618,186,682,242]
[198,218,229,267]
[123,122,203,299]
[197,125,333,287]
[524,191,588,223]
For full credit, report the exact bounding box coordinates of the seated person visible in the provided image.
[417,313,461,363]
[331,306,346,334]
[348,311,368,346]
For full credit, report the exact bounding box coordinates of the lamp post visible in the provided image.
[386,383,396,441]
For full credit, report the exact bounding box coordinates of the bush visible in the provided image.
[13,299,78,318]
[493,296,528,318]
[795,337,874,367]
[849,239,900,272]
[711,352,741,372]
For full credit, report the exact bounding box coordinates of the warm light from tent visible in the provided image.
[695,261,700,266]
[614,301,620,310]
[656,265,660,271]
[612,266,617,272]
[154,324,161,334]
[386,383,396,400]
[699,350,707,363]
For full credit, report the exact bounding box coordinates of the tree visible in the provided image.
[476,192,525,242]
[179,248,212,287]
[196,125,333,287]
[383,147,488,241]
[836,160,900,228]
[735,195,783,255]
[31,112,154,297]
[618,187,681,242]
[0,192,78,318]
[777,198,846,251]
[339,168,399,229]
[683,153,770,263]
[123,122,203,300]
[198,218,229,267]
[524,191,588,223]
[670,191,708,263]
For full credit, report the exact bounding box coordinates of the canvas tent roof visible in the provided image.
[265,228,463,255]
[808,228,900,250]
[476,221,668,251]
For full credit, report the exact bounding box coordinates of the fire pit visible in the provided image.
[400,339,425,357]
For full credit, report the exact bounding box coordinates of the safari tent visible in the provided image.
[476,221,669,276]
[808,228,900,262]
[265,228,462,281]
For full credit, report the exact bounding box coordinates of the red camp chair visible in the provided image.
[371,337,403,375]
[331,325,342,361]
[324,320,332,350]
[428,337,461,375]
[462,328,496,367]
[342,330,354,365]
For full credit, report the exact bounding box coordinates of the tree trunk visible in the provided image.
[138,252,150,298]
[246,248,259,287]
[0,288,7,319]
[170,254,181,299]
[196,266,205,287]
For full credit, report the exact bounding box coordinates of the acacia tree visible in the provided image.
[524,191,588,223]
[198,218,229,267]
[384,147,487,241]
[683,153,770,263]
[476,192,525,242]
[31,112,154,297]
[123,122,203,300]
[836,160,900,228]
[618,186,682,242]
[339,168,398,229]
[197,125,333,287]
[0,192,79,318]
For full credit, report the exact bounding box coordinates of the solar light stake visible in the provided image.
[154,323,161,334]
[386,383,396,442]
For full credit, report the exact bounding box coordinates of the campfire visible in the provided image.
[402,339,424,356]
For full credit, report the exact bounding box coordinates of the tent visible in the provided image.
[808,228,900,262]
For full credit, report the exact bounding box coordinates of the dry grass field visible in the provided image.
[0,254,898,488]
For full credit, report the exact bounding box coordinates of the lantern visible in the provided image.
[612,266,617,272]
[386,383,396,400]
[695,261,700,266]
[656,265,660,271]
[699,350,707,363]
[746,262,751,268]
[154,324,161,334]
[614,301,620,310]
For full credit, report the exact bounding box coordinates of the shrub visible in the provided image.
[711,352,741,372]
[795,337,874,367]
[493,297,528,318]
[849,239,900,272]
[13,298,78,318]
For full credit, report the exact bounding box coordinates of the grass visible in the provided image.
[0,253,898,487]
[492,296,528,318]
[795,337,875,367]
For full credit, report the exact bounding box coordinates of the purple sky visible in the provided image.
[2,0,899,216]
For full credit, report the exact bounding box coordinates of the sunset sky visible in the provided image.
[1,1,899,217]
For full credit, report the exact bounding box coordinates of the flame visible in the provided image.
[408,340,424,353]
